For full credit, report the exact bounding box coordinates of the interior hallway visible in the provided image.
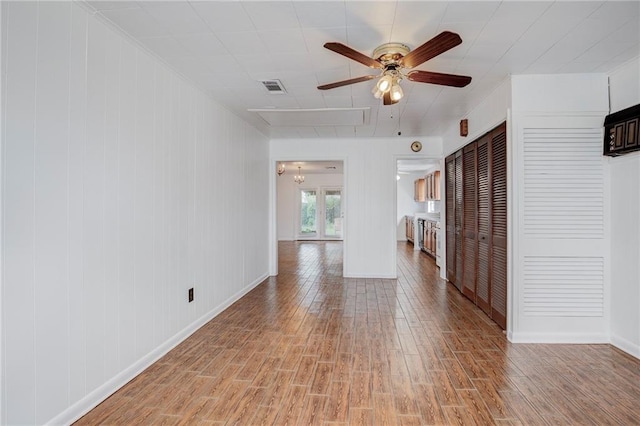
[75,241,640,425]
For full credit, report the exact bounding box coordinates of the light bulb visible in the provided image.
[390,82,404,102]
[377,75,393,92]
[373,89,384,99]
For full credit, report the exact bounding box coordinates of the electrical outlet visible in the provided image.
[188,288,194,303]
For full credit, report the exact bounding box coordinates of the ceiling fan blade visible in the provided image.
[382,91,398,105]
[406,70,472,87]
[324,42,384,69]
[317,75,377,90]
[399,31,462,69]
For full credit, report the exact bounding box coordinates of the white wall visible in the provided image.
[396,171,426,241]
[608,57,640,358]
[1,3,269,424]
[442,78,512,157]
[270,137,441,278]
[439,78,512,280]
[277,172,343,240]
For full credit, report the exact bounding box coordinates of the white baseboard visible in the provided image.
[611,334,640,360]
[343,273,397,279]
[47,273,268,426]
[508,331,609,344]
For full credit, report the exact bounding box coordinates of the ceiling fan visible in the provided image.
[317,31,472,105]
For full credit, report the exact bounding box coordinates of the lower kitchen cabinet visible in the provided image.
[405,215,414,243]
[418,219,437,257]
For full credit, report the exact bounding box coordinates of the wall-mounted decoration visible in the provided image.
[603,103,640,156]
[460,119,468,137]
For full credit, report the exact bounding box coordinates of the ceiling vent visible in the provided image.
[260,79,287,94]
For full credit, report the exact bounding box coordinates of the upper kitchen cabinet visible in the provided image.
[426,170,441,200]
[414,178,427,202]
[415,171,441,202]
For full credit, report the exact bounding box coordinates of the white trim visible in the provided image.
[269,155,348,277]
[0,3,5,424]
[509,332,609,344]
[46,273,268,426]
[343,273,397,279]
[505,109,514,338]
[268,159,278,276]
[392,154,441,280]
[611,334,640,360]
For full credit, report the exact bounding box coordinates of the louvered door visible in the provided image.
[445,155,457,284]
[476,136,492,314]
[454,152,464,291]
[445,122,508,330]
[491,125,507,329]
[461,144,477,302]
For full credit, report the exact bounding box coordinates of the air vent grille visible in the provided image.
[260,79,287,94]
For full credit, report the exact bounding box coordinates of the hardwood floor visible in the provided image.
[76,241,640,425]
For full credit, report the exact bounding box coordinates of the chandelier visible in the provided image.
[294,166,305,184]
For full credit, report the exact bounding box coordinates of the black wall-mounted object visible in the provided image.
[604,103,640,156]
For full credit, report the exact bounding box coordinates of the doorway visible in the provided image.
[272,160,346,276]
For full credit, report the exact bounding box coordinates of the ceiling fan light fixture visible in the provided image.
[318,32,471,105]
[390,81,404,102]
[377,74,393,92]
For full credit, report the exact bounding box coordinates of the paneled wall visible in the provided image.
[608,57,640,358]
[1,2,269,424]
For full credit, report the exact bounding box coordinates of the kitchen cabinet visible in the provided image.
[416,172,441,202]
[420,219,437,257]
[414,178,426,202]
[425,170,441,200]
[416,218,437,258]
[405,215,414,243]
[445,122,507,329]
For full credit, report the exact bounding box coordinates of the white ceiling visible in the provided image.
[85,1,640,139]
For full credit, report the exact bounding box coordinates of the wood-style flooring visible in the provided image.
[76,241,640,425]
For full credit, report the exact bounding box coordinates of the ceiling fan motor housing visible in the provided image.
[373,43,410,64]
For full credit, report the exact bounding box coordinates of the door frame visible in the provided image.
[269,157,347,277]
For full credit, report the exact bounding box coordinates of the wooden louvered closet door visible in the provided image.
[454,152,464,291]
[445,122,507,330]
[445,154,457,284]
[476,136,492,315]
[491,124,507,329]
[461,144,477,302]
